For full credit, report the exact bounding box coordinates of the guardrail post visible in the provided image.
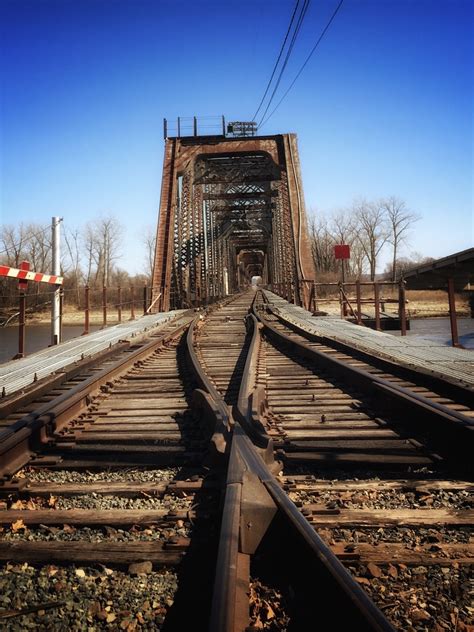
[102,285,107,329]
[143,285,148,315]
[374,282,381,331]
[447,278,461,347]
[59,286,64,341]
[130,285,135,320]
[338,282,344,319]
[83,285,90,335]
[16,260,29,358]
[398,280,407,336]
[356,280,362,325]
[18,288,26,358]
[117,286,122,323]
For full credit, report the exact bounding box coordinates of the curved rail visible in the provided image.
[208,295,395,632]
[253,297,474,466]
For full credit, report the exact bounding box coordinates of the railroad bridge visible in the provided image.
[152,127,315,311]
[0,125,473,631]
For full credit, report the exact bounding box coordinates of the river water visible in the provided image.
[0,318,472,366]
[387,317,474,349]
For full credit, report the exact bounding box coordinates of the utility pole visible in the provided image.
[51,217,61,345]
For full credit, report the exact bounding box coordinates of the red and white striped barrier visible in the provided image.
[0,264,63,285]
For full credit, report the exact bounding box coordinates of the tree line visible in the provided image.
[308,196,429,282]
[0,216,156,311]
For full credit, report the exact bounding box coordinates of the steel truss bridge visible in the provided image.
[152,129,315,311]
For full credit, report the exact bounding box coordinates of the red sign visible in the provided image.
[18,261,30,291]
[334,245,350,260]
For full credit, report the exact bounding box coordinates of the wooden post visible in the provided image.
[117,286,122,323]
[102,285,107,328]
[374,282,381,331]
[130,285,135,320]
[356,280,362,325]
[83,285,90,335]
[399,280,407,336]
[143,285,148,315]
[447,278,461,347]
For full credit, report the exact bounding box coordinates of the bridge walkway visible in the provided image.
[0,310,186,397]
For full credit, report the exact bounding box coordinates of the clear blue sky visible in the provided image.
[1,0,472,275]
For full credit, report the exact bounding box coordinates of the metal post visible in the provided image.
[374,282,381,331]
[338,282,344,319]
[341,260,347,316]
[16,260,29,358]
[143,285,148,314]
[51,216,61,345]
[177,117,181,138]
[399,280,407,336]
[83,285,90,335]
[117,286,122,323]
[356,280,362,325]
[222,115,226,136]
[447,278,460,347]
[18,289,26,359]
[193,116,198,136]
[312,281,318,313]
[130,285,135,319]
[59,286,64,334]
[102,285,107,328]
[163,118,168,140]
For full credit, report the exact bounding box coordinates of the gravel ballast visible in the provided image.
[0,563,178,630]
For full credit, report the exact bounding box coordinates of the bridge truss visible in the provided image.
[152,132,315,311]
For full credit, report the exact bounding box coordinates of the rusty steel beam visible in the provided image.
[152,134,315,311]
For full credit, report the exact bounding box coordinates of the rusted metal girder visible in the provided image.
[152,134,315,311]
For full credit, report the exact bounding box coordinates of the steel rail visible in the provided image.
[206,296,394,632]
[253,300,474,466]
[0,340,132,419]
[0,317,193,479]
[263,297,474,405]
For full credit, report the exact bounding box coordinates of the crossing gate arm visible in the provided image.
[0,265,63,285]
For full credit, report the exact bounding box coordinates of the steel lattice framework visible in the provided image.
[152,133,315,311]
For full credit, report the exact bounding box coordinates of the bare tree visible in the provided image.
[63,226,83,306]
[142,225,157,279]
[380,196,421,281]
[0,224,30,267]
[353,199,389,281]
[308,212,336,275]
[82,216,123,287]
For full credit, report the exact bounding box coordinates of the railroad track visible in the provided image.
[0,290,472,630]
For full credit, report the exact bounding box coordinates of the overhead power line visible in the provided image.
[259,0,344,130]
[252,0,302,122]
[257,0,311,127]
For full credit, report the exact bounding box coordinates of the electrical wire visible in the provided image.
[259,0,344,129]
[252,0,302,122]
[257,0,311,127]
